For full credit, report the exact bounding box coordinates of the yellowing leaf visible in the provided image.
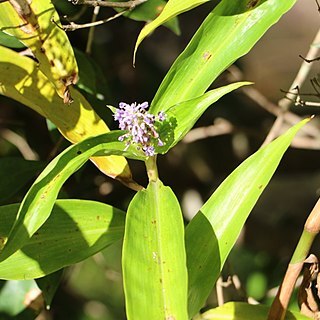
[0,45,132,182]
[0,0,78,102]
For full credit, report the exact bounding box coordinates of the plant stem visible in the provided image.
[85,6,100,54]
[268,197,320,320]
[145,156,158,182]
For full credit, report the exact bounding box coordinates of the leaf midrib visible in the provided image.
[153,181,168,317]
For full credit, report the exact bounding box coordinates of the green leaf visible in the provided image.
[0,158,44,204]
[0,31,25,48]
[186,118,310,317]
[0,132,144,263]
[195,302,311,320]
[154,82,251,153]
[134,0,209,61]
[0,200,125,280]
[120,0,180,35]
[151,0,297,110]
[122,180,188,320]
[0,0,78,100]
[36,269,63,309]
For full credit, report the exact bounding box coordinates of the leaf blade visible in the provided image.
[0,0,78,100]
[122,180,188,320]
[0,200,125,280]
[196,302,311,320]
[151,0,297,110]
[155,82,251,153]
[186,118,310,317]
[134,0,209,62]
[0,132,144,262]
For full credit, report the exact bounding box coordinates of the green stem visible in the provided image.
[291,230,317,264]
[145,156,158,182]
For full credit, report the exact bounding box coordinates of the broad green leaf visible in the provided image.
[0,279,39,317]
[0,0,78,101]
[155,82,251,153]
[0,200,125,280]
[0,158,44,204]
[186,118,309,317]
[122,180,188,320]
[151,0,297,110]
[0,131,144,263]
[134,0,209,61]
[195,302,311,320]
[0,46,131,182]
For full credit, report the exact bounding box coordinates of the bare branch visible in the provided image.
[61,10,126,31]
[86,6,100,54]
[183,118,234,143]
[299,54,320,64]
[69,0,148,9]
[0,129,39,160]
[227,65,320,139]
[262,27,320,146]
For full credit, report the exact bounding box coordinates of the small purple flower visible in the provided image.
[157,111,166,121]
[143,146,155,157]
[114,102,166,156]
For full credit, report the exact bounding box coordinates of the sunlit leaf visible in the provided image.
[0,0,78,101]
[134,0,209,62]
[122,180,188,319]
[0,131,144,263]
[195,302,311,320]
[0,200,125,280]
[151,0,298,110]
[154,82,251,153]
[186,118,309,317]
[0,46,131,182]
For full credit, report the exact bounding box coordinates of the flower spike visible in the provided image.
[114,102,166,157]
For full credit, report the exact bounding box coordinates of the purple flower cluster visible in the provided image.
[114,102,166,156]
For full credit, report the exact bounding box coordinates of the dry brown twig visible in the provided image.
[228,65,320,140]
[69,0,148,8]
[61,0,148,31]
[59,10,126,31]
[183,118,234,143]
[262,27,320,147]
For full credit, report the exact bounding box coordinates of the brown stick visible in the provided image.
[69,0,148,8]
[268,198,320,320]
